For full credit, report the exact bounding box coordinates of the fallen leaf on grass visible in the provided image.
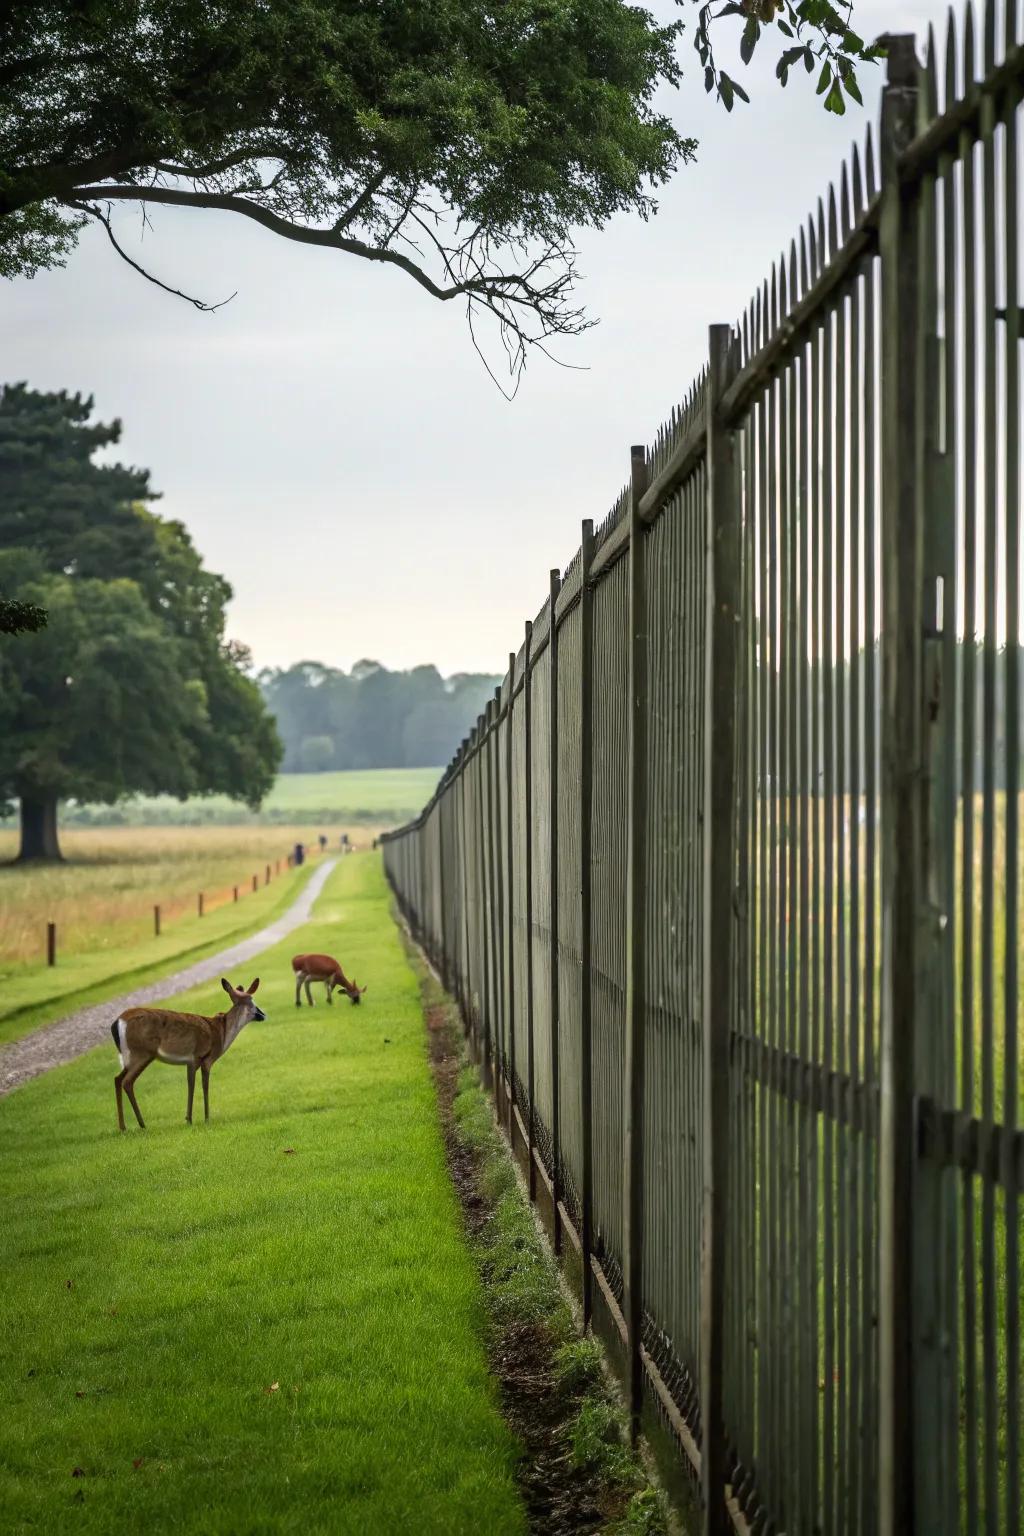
[282,1148,296,1155]
[133,1458,144,1471]
[75,1391,86,1399]
[264,1382,279,1395]
[65,1280,73,1291]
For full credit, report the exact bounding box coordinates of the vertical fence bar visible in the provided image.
[548,568,563,1253]
[877,37,924,1536]
[506,654,517,1136]
[154,904,161,936]
[487,689,503,1090]
[579,520,596,1329]
[46,921,56,967]
[624,443,649,1439]
[524,620,536,1198]
[198,892,204,918]
[702,325,741,1536]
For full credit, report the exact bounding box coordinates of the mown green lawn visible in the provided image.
[52,768,441,828]
[0,855,525,1534]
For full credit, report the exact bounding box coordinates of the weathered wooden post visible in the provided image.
[46,921,56,967]
[198,892,204,918]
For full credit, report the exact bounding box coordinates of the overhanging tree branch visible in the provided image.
[68,199,236,312]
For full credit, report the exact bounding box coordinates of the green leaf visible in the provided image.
[705,64,716,94]
[740,16,759,66]
[842,69,863,106]
[719,72,735,112]
[778,20,794,38]
[825,79,846,114]
[817,60,831,95]
[843,29,865,54]
[804,47,816,73]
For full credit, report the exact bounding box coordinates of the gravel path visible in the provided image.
[0,857,338,1098]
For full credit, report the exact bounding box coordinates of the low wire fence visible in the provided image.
[383,11,1023,1534]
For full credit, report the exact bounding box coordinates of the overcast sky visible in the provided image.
[0,1,939,678]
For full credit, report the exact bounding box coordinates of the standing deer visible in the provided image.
[291,953,367,1008]
[111,978,265,1132]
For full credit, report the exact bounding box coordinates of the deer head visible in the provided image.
[221,976,266,1023]
[345,980,368,1006]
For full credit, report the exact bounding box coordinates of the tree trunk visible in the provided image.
[18,793,63,861]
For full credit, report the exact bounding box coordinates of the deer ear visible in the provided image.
[221,978,234,998]
[360,985,368,995]
[248,978,260,994]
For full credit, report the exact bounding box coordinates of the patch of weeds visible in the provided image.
[400,924,673,1536]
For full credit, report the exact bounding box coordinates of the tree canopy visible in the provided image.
[260,660,501,774]
[0,384,281,858]
[0,1,878,378]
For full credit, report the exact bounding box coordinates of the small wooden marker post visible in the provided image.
[233,885,239,903]
[154,904,161,937]
[46,922,56,967]
[252,874,258,894]
[198,892,204,918]
[265,864,271,886]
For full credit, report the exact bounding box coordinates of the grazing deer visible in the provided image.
[291,953,367,1008]
[111,978,265,1132]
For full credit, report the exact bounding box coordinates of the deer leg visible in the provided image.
[326,981,334,1005]
[122,1057,153,1129]
[295,973,303,1007]
[201,1062,212,1122]
[186,1064,196,1124]
[305,977,314,1006]
[114,1070,127,1133]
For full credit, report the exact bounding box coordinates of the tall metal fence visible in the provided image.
[382,12,1023,1534]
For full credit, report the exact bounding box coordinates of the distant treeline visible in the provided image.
[759,640,1024,794]
[259,661,501,772]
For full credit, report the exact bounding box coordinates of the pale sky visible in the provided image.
[0,1,939,677]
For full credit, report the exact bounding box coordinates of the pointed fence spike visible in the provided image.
[983,0,995,71]
[965,1,976,85]
[840,163,852,239]
[817,197,827,268]
[923,24,939,127]
[800,225,810,295]
[852,142,864,220]
[866,124,877,199]
[1006,0,1017,50]
[827,184,839,260]
[789,239,799,304]
[769,268,778,338]
[779,256,788,321]
[945,7,958,108]
[808,213,819,281]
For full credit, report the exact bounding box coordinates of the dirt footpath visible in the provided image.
[0,857,337,1097]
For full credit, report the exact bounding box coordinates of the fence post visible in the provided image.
[548,568,563,1253]
[877,36,929,1536]
[438,791,448,993]
[489,684,504,1097]
[252,874,258,894]
[233,885,239,903]
[700,324,742,1535]
[506,651,517,1138]
[524,618,536,1200]
[623,443,649,1440]
[459,735,473,1031]
[46,921,56,967]
[198,892,204,918]
[579,519,596,1329]
[265,864,270,886]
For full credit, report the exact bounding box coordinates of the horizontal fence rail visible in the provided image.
[383,10,1023,1534]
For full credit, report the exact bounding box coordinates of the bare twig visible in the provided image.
[68,200,236,312]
